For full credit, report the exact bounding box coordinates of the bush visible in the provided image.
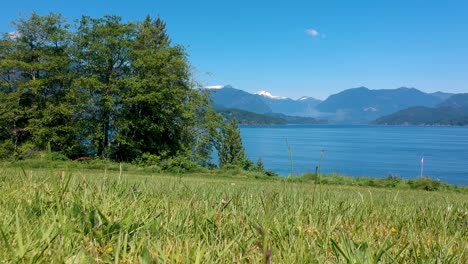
[241,159,254,171]
[251,159,277,176]
[407,177,443,191]
[365,177,401,188]
[255,159,265,172]
[264,170,278,177]
[385,175,402,188]
[0,141,15,159]
[134,153,204,173]
[49,152,70,161]
[161,156,201,173]
[136,153,161,166]
[220,164,243,175]
[301,172,318,181]
[367,179,384,187]
[14,143,39,160]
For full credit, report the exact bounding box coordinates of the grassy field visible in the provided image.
[0,163,467,263]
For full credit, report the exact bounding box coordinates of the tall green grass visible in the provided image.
[0,165,467,263]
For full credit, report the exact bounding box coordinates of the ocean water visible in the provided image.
[240,125,468,185]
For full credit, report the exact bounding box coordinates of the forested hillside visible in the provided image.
[374,93,468,126]
[216,108,287,125]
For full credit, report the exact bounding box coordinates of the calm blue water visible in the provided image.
[240,125,468,185]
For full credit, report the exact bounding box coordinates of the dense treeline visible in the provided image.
[0,13,250,168]
[217,108,288,125]
[374,106,468,126]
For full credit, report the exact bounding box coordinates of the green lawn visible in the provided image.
[0,165,467,263]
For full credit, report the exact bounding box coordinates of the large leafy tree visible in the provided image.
[71,15,136,157]
[190,91,224,166]
[113,15,201,161]
[0,13,82,157]
[0,13,249,168]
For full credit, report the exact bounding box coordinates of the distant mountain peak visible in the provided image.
[431,91,454,101]
[364,107,378,112]
[298,96,310,101]
[203,85,225,89]
[396,87,417,91]
[351,86,369,90]
[255,90,288,99]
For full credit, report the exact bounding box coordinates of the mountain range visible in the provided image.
[208,85,321,116]
[316,87,445,123]
[375,93,468,126]
[207,85,457,124]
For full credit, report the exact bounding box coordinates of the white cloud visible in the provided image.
[305,29,319,37]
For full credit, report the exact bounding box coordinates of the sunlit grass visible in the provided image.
[0,165,467,263]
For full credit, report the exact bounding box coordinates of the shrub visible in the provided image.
[136,153,161,166]
[49,152,70,161]
[407,177,443,191]
[0,141,15,159]
[255,158,265,172]
[220,164,243,175]
[367,179,383,187]
[385,175,402,188]
[264,170,278,177]
[162,156,201,173]
[301,172,318,181]
[14,143,39,160]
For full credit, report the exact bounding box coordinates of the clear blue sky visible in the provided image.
[1,0,467,99]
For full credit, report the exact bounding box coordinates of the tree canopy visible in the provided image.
[0,13,250,169]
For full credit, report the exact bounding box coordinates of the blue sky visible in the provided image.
[1,0,467,99]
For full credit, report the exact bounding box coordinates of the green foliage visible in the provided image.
[135,153,162,166]
[13,142,37,160]
[114,15,201,161]
[1,13,233,169]
[264,170,278,177]
[0,141,15,159]
[255,158,265,172]
[384,175,403,188]
[134,153,201,173]
[291,173,468,193]
[252,159,278,177]
[71,15,136,158]
[49,152,70,161]
[218,119,251,168]
[0,12,83,158]
[191,103,224,167]
[161,155,201,173]
[407,177,445,191]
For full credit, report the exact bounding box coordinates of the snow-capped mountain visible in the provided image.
[206,85,452,124]
[206,85,322,116]
[207,85,272,114]
[203,85,224,90]
[255,90,288,100]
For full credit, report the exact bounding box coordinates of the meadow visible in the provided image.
[0,161,467,263]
